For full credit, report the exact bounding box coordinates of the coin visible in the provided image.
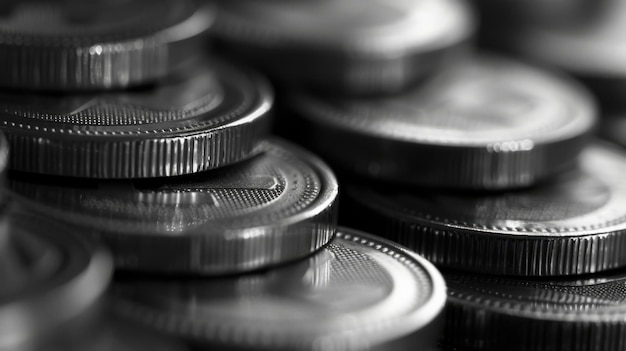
[289,54,596,189]
[443,267,626,351]
[0,58,272,178]
[9,139,338,274]
[112,228,446,351]
[0,209,112,350]
[212,0,474,95]
[0,0,214,90]
[507,0,626,107]
[344,143,626,276]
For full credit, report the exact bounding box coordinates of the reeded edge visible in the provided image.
[0,3,216,90]
[4,66,274,178]
[113,227,446,350]
[347,184,626,276]
[0,209,113,350]
[104,138,339,274]
[444,273,626,351]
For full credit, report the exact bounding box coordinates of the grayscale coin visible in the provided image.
[444,268,626,351]
[345,143,626,276]
[0,210,112,351]
[291,54,596,189]
[0,58,272,178]
[112,228,446,351]
[9,139,338,274]
[212,0,474,95]
[0,0,214,90]
[511,1,626,107]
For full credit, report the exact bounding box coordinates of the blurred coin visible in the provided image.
[0,59,272,178]
[345,143,626,276]
[112,228,446,351]
[290,54,595,189]
[443,267,626,351]
[0,210,112,350]
[0,0,214,90]
[9,139,338,274]
[212,0,474,96]
[510,0,626,107]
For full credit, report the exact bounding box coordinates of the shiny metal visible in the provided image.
[444,267,626,351]
[0,0,214,90]
[212,0,474,95]
[113,228,446,351]
[345,143,626,276]
[0,209,112,351]
[0,58,272,178]
[9,139,338,274]
[512,0,626,107]
[291,54,596,189]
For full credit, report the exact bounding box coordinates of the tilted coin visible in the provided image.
[0,209,112,350]
[443,268,626,351]
[344,143,626,276]
[112,228,446,351]
[9,139,338,274]
[0,0,214,90]
[289,54,595,189]
[212,0,474,95]
[510,0,626,107]
[0,58,272,178]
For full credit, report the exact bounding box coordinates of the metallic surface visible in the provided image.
[444,267,626,351]
[0,209,112,350]
[0,0,214,90]
[345,143,626,276]
[9,139,338,274]
[292,54,596,189]
[212,0,474,95]
[113,228,446,351]
[0,59,272,178]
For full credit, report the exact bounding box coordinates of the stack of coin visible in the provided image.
[1,1,447,350]
[205,0,626,350]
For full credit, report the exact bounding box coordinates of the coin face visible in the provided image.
[113,229,446,351]
[444,268,626,350]
[0,59,272,178]
[0,210,112,350]
[217,0,471,52]
[9,139,338,274]
[0,0,214,89]
[292,54,595,188]
[345,143,626,275]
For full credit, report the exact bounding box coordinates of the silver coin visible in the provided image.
[113,228,446,351]
[345,142,626,276]
[212,0,474,95]
[0,58,272,178]
[444,267,626,351]
[9,139,338,274]
[0,0,214,90]
[290,54,595,189]
[0,209,112,351]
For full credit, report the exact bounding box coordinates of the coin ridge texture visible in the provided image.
[346,142,626,276]
[112,228,446,351]
[0,210,112,350]
[291,54,596,189]
[0,0,214,90]
[212,0,475,95]
[9,138,338,274]
[444,268,626,351]
[0,59,272,178]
